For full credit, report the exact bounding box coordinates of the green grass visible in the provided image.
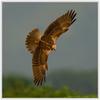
[2,76,97,98]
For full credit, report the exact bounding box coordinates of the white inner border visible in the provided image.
[0,0,99,100]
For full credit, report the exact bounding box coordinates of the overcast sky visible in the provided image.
[3,2,97,77]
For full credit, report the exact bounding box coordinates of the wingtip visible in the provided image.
[67,9,77,25]
[67,9,77,17]
[33,78,44,86]
[71,18,76,25]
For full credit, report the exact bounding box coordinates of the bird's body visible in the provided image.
[25,10,77,86]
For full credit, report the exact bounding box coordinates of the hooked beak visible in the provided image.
[51,48,56,54]
[52,44,56,51]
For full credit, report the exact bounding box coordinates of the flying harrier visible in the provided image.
[25,10,77,86]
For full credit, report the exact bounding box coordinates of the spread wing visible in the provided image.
[25,10,77,86]
[44,10,77,42]
[25,28,41,54]
[32,46,49,86]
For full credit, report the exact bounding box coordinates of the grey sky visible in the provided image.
[3,2,97,77]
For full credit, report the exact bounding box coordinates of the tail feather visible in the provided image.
[25,28,41,54]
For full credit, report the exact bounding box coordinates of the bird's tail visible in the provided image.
[25,28,41,54]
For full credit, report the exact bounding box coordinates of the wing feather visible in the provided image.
[44,10,77,40]
[32,47,49,86]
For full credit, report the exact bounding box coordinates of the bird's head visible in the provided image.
[52,44,56,51]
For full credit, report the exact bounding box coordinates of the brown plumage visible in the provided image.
[25,10,77,86]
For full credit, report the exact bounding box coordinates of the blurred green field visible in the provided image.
[3,77,96,98]
[2,74,97,98]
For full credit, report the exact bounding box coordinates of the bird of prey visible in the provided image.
[25,10,77,86]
